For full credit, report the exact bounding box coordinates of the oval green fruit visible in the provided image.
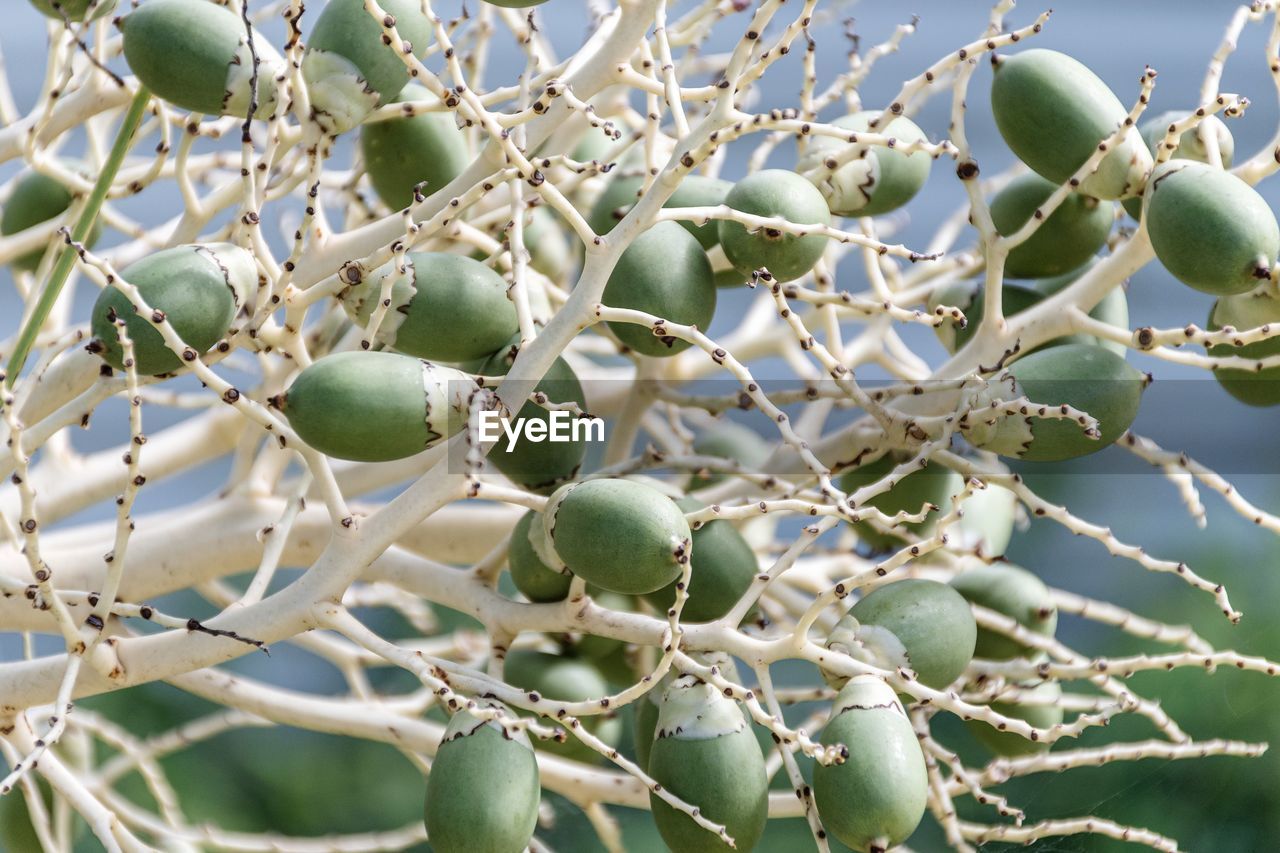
[951,563,1057,660]
[303,0,433,134]
[359,84,470,209]
[504,650,621,763]
[281,351,468,462]
[522,206,573,280]
[990,173,1114,278]
[951,483,1018,558]
[814,676,928,852]
[1,168,102,272]
[509,510,572,602]
[966,343,1144,461]
[634,680,664,772]
[688,421,772,489]
[642,497,758,622]
[649,676,768,853]
[602,221,715,357]
[849,579,976,689]
[483,0,549,6]
[800,112,931,216]
[1125,111,1236,220]
[838,452,962,552]
[424,703,540,853]
[991,49,1151,200]
[1028,258,1130,356]
[90,243,254,375]
[29,0,117,20]
[1145,160,1279,295]
[342,252,517,362]
[1209,291,1280,407]
[121,0,283,118]
[967,680,1063,757]
[545,478,690,595]
[719,169,830,282]
[588,173,732,250]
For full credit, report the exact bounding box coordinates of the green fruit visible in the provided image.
[602,221,716,357]
[588,174,731,250]
[838,452,962,552]
[643,498,758,622]
[800,112,931,216]
[303,0,433,134]
[29,0,117,21]
[951,484,1018,558]
[1124,111,1236,220]
[484,0,549,6]
[688,422,772,489]
[573,589,634,661]
[90,243,254,375]
[342,252,517,362]
[504,650,621,763]
[990,173,1114,278]
[814,676,928,852]
[478,340,589,493]
[544,478,690,595]
[967,681,1063,757]
[523,206,573,280]
[1145,160,1279,295]
[1,169,102,272]
[1029,258,1130,356]
[965,343,1144,461]
[951,563,1057,660]
[649,677,768,853]
[587,173,644,236]
[849,579,976,689]
[719,169,830,282]
[359,84,470,209]
[281,351,468,462]
[635,682,663,771]
[508,510,572,602]
[0,780,47,853]
[1209,291,1280,406]
[991,49,1151,200]
[424,704,540,853]
[121,0,282,118]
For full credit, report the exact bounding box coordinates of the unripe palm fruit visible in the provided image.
[587,173,732,250]
[523,206,573,280]
[424,703,540,853]
[0,779,47,853]
[90,243,254,375]
[503,650,621,763]
[602,221,716,357]
[951,563,1057,660]
[1,169,102,272]
[478,339,588,493]
[483,0,549,7]
[359,84,469,210]
[1029,258,1130,356]
[688,421,772,489]
[849,579,977,689]
[508,510,572,602]
[303,0,433,134]
[799,112,931,216]
[341,253,517,362]
[1208,291,1280,407]
[719,169,831,283]
[1124,111,1235,220]
[643,497,758,622]
[822,613,909,690]
[29,0,117,21]
[543,478,691,595]
[121,0,283,119]
[280,351,468,462]
[964,343,1144,462]
[951,483,1018,558]
[967,680,1063,757]
[838,452,962,552]
[1145,160,1279,295]
[989,173,1114,278]
[648,676,768,853]
[990,49,1151,200]
[813,676,928,852]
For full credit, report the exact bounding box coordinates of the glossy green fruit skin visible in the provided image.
[951,563,1057,660]
[643,497,758,622]
[689,421,771,489]
[990,173,1114,278]
[1,170,101,272]
[951,484,1018,558]
[719,169,830,282]
[91,243,253,375]
[975,343,1144,461]
[603,221,716,357]
[634,682,664,771]
[343,252,517,362]
[838,453,962,552]
[282,351,467,462]
[802,112,931,216]
[509,510,572,602]
[967,681,1063,757]
[29,0,116,20]
[1125,111,1235,220]
[588,174,731,250]
[1146,160,1279,295]
[121,0,281,118]
[546,479,690,595]
[814,677,928,852]
[425,708,540,853]
[850,579,976,689]
[1209,292,1280,406]
[991,49,1150,200]
[360,84,470,209]
[504,650,621,763]
[479,340,588,493]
